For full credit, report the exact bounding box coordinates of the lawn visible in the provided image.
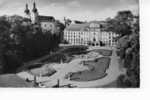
[92,49,112,56]
[17,46,88,72]
[0,74,33,87]
[92,81,117,88]
[29,66,56,77]
[70,57,111,81]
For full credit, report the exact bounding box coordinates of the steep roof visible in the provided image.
[65,21,107,32]
[65,23,90,31]
[89,20,106,25]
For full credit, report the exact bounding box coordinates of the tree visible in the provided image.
[0,15,62,73]
[54,20,65,42]
[106,10,134,36]
[0,16,11,73]
[62,40,69,44]
[105,10,140,87]
[111,12,140,87]
[64,17,72,27]
[99,41,105,46]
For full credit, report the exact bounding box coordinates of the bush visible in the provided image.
[0,16,61,74]
[117,75,126,87]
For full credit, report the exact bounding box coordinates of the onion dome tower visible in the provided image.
[32,1,39,24]
[24,4,31,19]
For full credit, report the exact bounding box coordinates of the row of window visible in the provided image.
[64,31,100,35]
[64,32,116,38]
[64,31,118,46]
[64,37,116,43]
[66,39,117,46]
[64,36,116,42]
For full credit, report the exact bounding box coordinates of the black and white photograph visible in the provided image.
[0,0,139,88]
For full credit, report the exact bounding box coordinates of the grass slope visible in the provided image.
[0,74,33,87]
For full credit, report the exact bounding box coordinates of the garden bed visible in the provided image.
[70,57,111,81]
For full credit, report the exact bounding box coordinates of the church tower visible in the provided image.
[24,4,31,19]
[32,2,39,24]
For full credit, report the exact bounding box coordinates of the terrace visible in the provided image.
[15,46,124,88]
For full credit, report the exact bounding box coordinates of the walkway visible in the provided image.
[17,47,126,88]
[43,47,126,87]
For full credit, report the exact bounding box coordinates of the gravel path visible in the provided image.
[17,47,126,88]
[48,48,126,88]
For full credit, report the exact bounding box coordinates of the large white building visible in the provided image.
[64,21,118,47]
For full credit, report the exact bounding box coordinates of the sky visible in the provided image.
[0,0,139,21]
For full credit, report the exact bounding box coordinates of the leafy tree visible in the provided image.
[54,20,65,42]
[64,17,72,27]
[0,16,11,73]
[106,10,134,36]
[0,15,62,73]
[112,11,140,88]
[62,40,69,44]
[99,41,105,46]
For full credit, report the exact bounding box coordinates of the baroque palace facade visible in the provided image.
[64,21,118,47]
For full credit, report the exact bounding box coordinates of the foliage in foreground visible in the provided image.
[0,15,63,73]
[106,11,140,88]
